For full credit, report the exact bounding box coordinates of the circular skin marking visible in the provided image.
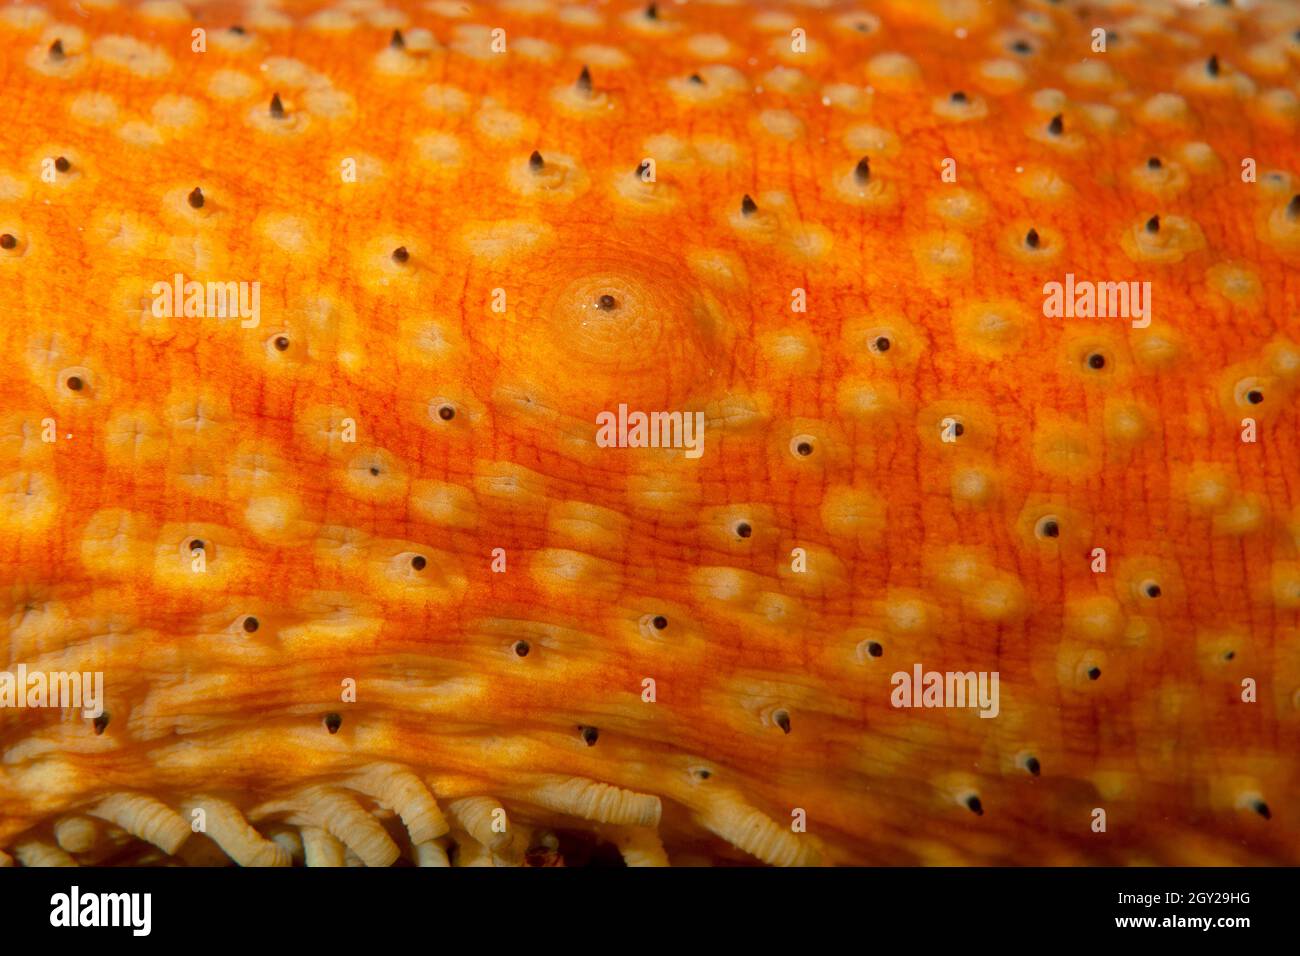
[507,151,589,201]
[497,243,730,416]
[866,52,921,92]
[951,301,1029,360]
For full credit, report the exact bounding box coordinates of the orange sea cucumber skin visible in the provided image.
[0,0,1298,865]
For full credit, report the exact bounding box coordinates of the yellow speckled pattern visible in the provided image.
[0,0,1298,866]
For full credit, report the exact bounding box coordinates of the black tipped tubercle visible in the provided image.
[269,92,286,119]
[576,64,592,93]
[741,194,758,216]
[529,150,544,172]
[854,156,870,184]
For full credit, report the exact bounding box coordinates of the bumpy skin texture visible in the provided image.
[0,0,1298,867]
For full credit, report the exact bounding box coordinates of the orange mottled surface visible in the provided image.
[0,0,1298,866]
